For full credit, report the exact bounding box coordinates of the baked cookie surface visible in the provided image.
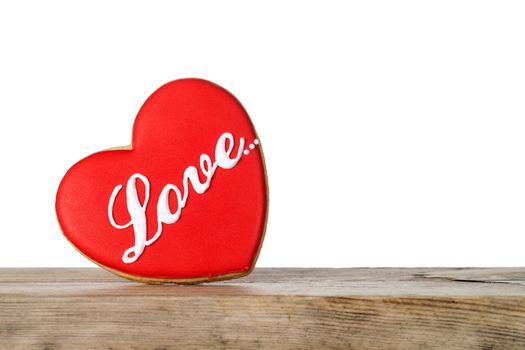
[56,79,268,284]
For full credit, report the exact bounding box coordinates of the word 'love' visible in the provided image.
[107,132,252,263]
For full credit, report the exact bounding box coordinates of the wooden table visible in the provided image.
[1,268,525,349]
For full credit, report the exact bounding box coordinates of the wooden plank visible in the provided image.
[1,268,525,349]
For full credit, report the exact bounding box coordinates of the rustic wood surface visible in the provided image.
[1,268,525,349]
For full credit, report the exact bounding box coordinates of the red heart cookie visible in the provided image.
[56,79,268,284]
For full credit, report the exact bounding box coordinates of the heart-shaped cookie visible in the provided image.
[56,79,268,284]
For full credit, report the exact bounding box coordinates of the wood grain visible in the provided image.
[1,268,525,349]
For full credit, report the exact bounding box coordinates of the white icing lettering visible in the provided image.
[107,132,259,263]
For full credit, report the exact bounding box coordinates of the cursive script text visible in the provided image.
[108,132,247,263]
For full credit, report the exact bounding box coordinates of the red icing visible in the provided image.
[56,79,268,280]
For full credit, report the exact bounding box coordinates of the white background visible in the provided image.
[1,1,525,267]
